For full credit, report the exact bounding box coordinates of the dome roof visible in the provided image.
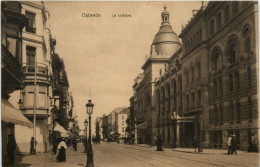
[151,6,181,56]
[152,25,180,45]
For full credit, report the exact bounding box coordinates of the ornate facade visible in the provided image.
[131,2,259,150]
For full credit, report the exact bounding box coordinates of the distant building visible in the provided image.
[115,108,130,138]
[101,115,108,140]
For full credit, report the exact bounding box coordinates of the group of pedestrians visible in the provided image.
[227,134,238,154]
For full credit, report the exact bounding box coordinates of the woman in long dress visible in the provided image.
[56,138,67,162]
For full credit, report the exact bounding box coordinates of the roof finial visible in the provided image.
[164,4,167,11]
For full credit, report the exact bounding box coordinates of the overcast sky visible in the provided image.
[43,1,202,131]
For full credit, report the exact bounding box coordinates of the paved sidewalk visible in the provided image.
[129,143,258,155]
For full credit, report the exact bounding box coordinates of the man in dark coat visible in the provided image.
[72,138,77,151]
[30,137,37,155]
[231,135,237,154]
[7,135,16,165]
[156,135,164,151]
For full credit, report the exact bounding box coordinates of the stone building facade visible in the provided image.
[131,2,259,150]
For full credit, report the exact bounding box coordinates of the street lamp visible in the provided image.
[84,119,88,153]
[86,99,94,167]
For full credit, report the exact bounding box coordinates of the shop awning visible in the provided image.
[54,122,72,138]
[1,98,33,127]
[137,122,148,130]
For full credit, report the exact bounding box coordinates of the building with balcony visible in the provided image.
[1,1,32,165]
[131,2,258,150]
[16,1,53,153]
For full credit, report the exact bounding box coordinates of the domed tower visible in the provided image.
[151,6,181,57]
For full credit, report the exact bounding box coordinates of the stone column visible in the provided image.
[176,122,180,147]
[170,122,174,146]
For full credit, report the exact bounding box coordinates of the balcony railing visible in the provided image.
[22,62,48,76]
[2,44,21,80]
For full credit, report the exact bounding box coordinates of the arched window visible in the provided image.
[227,38,239,64]
[217,12,222,29]
[243,28,251,55]
[187,40,190,51]
[210,19,215,35]
[212,47,222,72]
[214,80,217,97]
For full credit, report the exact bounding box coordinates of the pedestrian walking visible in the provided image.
[7,135,16,165]
[231,135,238,154]
[192,137,198,152]
[156,135,164,151]
[56,138,67,162]
[227,135,232,154]
[30,137,37,155]
[72,137,77,151]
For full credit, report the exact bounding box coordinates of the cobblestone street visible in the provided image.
[11,142,259,167]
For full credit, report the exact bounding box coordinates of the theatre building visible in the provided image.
[131,1,259,150]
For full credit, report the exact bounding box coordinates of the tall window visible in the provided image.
[247,67,252,87]
[213,51,221,71]
[186,95,189,110]
[225,5,230,23]
[230,100,234,122]
[26,46,36,72]
[217,13,222,29]
[236,99,240,121]
[229,74,233,92]
[198,90,201,107]
[191,93,195,109]
[199,29,202,41]
[191,67,195,82]
[243,28,251,55]
[227,39,238,64]
[25,11,36,34]
[248,96,252,120]
[39,86,46,108]
[197,62,201,79]
[214,105,218,123]
[214,80,217,97]
[235,71,240,90]
[210,19,215,35]
[232,2,238,16]
[185,70,189,84]
[219,103,223,123]
[218,79,223,95]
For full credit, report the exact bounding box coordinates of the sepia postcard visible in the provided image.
[1,1,259,167]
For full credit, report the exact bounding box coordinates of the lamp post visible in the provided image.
[86,100,94,167]
[84,119,88,153]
